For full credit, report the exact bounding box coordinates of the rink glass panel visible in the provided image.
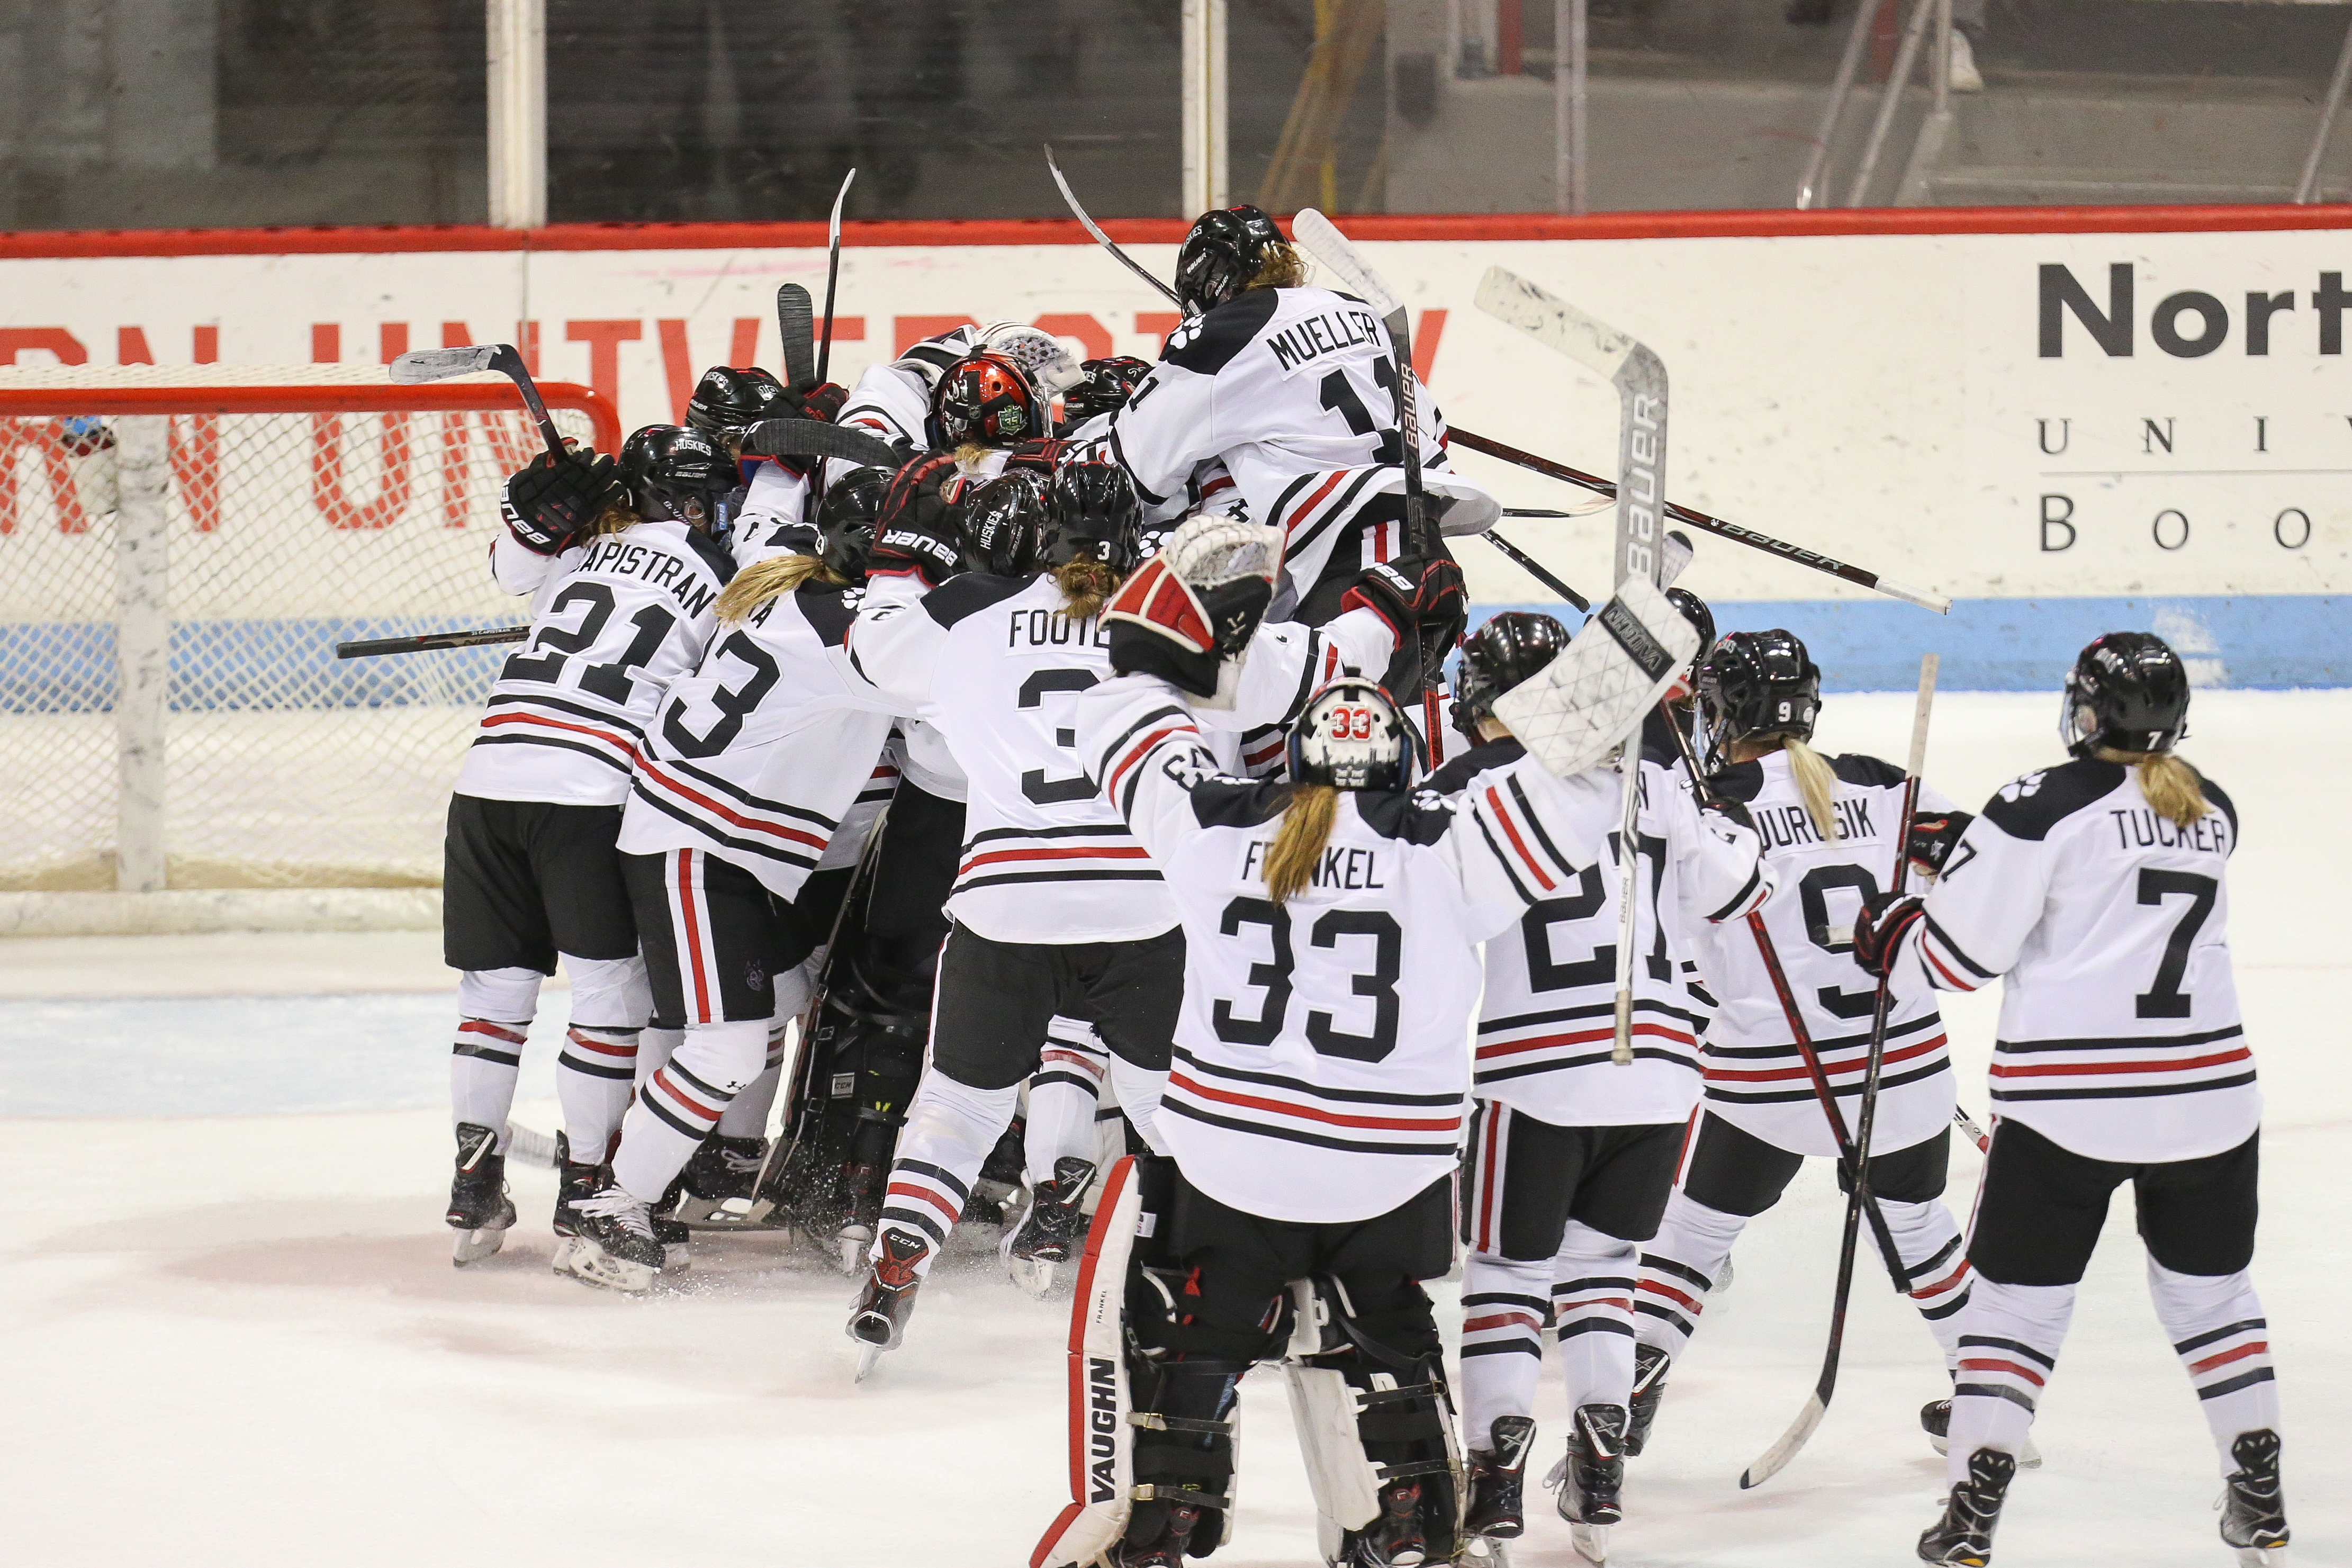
[0,405,597,890]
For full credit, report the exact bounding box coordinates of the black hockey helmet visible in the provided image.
[1663,587,1716,701]
[927,350,1044,449]
[1043,461,1142,574]
[617,424,730,530]
[1450,611,1569,743]
[959,469,1052,576]
[817,465,890,583]
[1059,356,1154,429]
[2062,631,2191,758]
[1175,205,1291,317]
[685,364,788,439]
[1697,629,1821,769]
[1290,679,1413,793]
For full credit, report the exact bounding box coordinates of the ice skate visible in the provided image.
[1000,1156,1096,1296]
[446,1122,516,1266]
[1546,1404,1626,1565]
[552,1184,664,1293]
[846,1225,930,1380]
[833,1219,875,1277]
[1338,1478,1426,1567]
[547,1131,600,1270]
[1625,1345,1669,1456]
[1921,1399,2041,1467]
[2218,1429,2288,1565]
[1464,1413,1535,1554]
[673,1134,773,1228]
[1917,1446,2016,1566]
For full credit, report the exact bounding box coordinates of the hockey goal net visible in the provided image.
[0,364,619,897]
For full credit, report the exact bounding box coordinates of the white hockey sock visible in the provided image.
[1634,1190,1747,1359]
[556,1026,638,1163]
[1948,1277,2071,1485]
[449,966,541,1150]
[610,1019,769,1204]
[2148,1259,2279,1470]
[1555,1221,1640,1411]
[1106,1052,1169,1155]
[717,1020,791,1138]
[870,1071,1022,1278]
[1459,1251,1551,1449]
[1877,1196,1973,1367]
[1025,1015,1107,1185]
[636,1025,682,1088]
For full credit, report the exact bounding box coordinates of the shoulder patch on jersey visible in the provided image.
[1978,758,2127,841]
[1161,288,1281,376]
[1709,760,1766,804]
[682,524,738,587]
[920,571,1034,629]
[1830,753,1908,789]
[1425,736,1524,797]
[2195,768,2239,842]
[796,583,857,647]
[1358,788,1454,846]
[1189,778,1291,831]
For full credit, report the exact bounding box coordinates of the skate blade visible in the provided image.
[553,1240,656,1294]
[450,1225,508,1267]
[1005,1253,1057,1298]
[854,1341,884,1383]
[1461,1537,1512,1568]
[1710,1259,1733,1294]
[2232,1544,2288,1566]
[1570,1521,1610,1565]
[661,1242,691,1274]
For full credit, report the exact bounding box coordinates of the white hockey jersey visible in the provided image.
[1077,671,1583,1225]
[1884,757,2255,1164]
[618,581,899,900]
[848,572,1178,945]
[1683,751,1957,1158]
[1105,285,1498,608]
[1435,732,1770,1128]
[454,521,730,807]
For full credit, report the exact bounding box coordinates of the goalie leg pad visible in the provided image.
[1036,1155,1151,1568]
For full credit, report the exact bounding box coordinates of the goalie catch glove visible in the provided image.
[1103,515,1283,702]
[866,453,967,587]
[500,446,620,556]
[1852,891,1927,979]
[1340,555,1467,705]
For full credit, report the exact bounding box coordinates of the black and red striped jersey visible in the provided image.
[1076,669,1581,1225]
[1885,756,2254,1164]
[454,519,730,807]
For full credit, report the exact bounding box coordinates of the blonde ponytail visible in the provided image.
[1056,557,1119,620]
[2099,747,2209,830]
[1781,737,1839,841]
[1263,785,1339,904]
[583,497,637,540]
[715,552,843,624]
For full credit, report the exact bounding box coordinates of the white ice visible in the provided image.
[2,691,2345,1567]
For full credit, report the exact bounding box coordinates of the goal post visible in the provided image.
[0,364,620,935]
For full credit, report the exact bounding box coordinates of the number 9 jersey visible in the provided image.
[455,518,734,805]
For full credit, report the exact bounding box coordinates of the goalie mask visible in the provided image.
[1696,628,1821,771]
[978,321,1086,396]
[927,350,1044,449]
[818,465,889,584]
[1450,611,1569,744]
[960,469,1052,576]
[2062,630,2190,758]
[1176,205,1292,317]
[684,364,788,440]
[617,424,730,533]
[1289,679,1412,794]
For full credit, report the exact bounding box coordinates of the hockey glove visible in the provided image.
[779,379,848,423]
[1699,794,1756,833]
[1340,555,1467,705]
[867,453,967,587]
[1908,808,1975,878]
[500,447,619,556]
[1851,892,1927,979]
[1105,517,1283,701]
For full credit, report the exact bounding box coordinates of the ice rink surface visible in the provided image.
[3,691,2344,1567]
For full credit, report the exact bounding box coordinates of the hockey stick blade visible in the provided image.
[1044,144,1186,310]
[740,419,907,469]
[389,346,500,384]
[778,283,816,386]
[817,167,856,384]
[1742,1393,1827,1490]
[1291,209,1401,317]
[1474,267,1639,383]
[336,625,528,659]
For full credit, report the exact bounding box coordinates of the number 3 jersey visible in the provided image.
[453,521,732,807]
[1884,757,2254,1165]
[1076,670,1584,1226]
[1684,750,1958,1159]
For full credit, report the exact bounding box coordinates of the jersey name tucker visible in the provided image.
[2106,807,2230,854]
[1266,306,1389,376]
[577,535,720,619]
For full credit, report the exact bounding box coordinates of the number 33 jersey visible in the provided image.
[1887,756,2254,1165]
[454,519,732,807]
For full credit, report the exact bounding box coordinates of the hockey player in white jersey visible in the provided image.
[439,427,735,1266]
[1035,519,1698,1568]
[1854,633,2287,1568]
[1432,608,1769,1560]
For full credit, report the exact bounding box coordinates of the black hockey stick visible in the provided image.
[817,168,857,384]
[390,345,569,462]
[336,625,527,659]
[1044,143,1187,311]
[1447,427,1951,616]
[1482,528,1591,612]
[777,284,816,386]
[740,419,907,470]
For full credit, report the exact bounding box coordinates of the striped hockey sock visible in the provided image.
[1947,1277,2071,1485]
[1459,1251,1550,1449]
[1878,1196,1975,1367]
[610,1019,767,1204]
[870,1073,1021,1278]
[556,1025,638,1162]
[450,1017,530,1150]
[1554,1221,1640,1411]
[716,1020,790,1138]
[1024,1016,1107,1187]
[2148,1259,2280,1471]
[1634,1189,1746,1359]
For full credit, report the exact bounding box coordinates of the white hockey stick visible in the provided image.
[390,344,569,462]
[1476,266,1669,1066]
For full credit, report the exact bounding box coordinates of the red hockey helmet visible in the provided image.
[927,350,1044,449]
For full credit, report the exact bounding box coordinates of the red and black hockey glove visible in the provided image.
[1341,555,1466,705]
[778,379,848,423]
[1852,891,1927,979]
[866,453,967,587]
[1908,808,1975,878]
[500,446,618,556]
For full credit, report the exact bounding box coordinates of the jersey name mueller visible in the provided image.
[1897,757,2255,1164]
[849,572,1179,945]
[454,519,729,807]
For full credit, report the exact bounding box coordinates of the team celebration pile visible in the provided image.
[429,204,2287,1568]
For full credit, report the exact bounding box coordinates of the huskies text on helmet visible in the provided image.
[685,365,788,440]
[960,469,1052,576]
[617,425,729,531]
[1289,679,1412,793]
